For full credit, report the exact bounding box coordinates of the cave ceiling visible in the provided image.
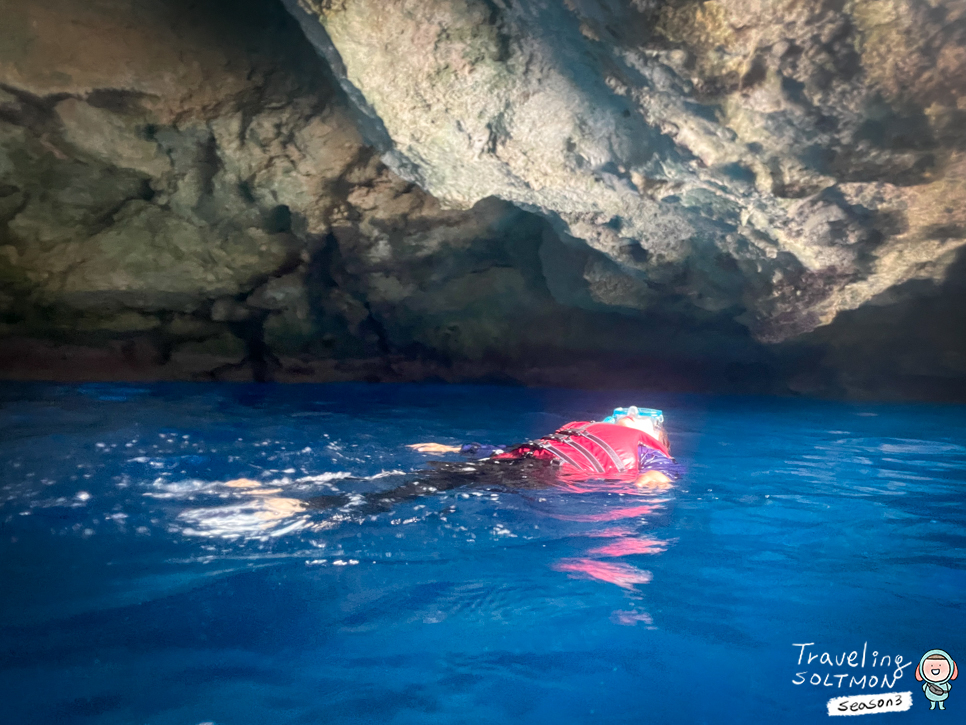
[0,0,964,399]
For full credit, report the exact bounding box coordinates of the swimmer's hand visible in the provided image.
[635,470,673,490]
[408,443,461,454]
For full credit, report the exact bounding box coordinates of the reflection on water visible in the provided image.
[158,464,679,616]
[552,559,653,590]
[585,536,670,557]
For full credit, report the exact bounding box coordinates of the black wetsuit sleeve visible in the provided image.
[639,446,686,480]
[459,443,507,459]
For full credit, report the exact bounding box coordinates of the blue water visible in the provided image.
[1,383,964,724]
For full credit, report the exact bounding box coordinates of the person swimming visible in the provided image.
[302,406,685,514]
[188,407,683,539]
[409,406,684,489]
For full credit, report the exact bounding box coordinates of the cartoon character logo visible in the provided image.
[916,649,958,711]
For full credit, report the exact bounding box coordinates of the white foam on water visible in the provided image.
[178,500,309,541]
[367,469,408,479]
[295,471,354,484]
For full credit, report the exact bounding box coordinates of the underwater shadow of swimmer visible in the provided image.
[305,458,676,612]
[178,460,602,538]
[302,458,663,516]
[302,459,557,514]
[175,461,677,628]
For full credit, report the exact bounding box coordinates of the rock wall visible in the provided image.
[288,0,966,337]
[0,0,964,400]
[0,0,542,383]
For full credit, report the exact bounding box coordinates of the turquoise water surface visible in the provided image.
[1,382,964,724]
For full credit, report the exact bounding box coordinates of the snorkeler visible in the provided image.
[220,407,683,520]
[409,406,684,489]
[299,406,685,514]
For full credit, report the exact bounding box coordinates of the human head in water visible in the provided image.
[605,406,669,450]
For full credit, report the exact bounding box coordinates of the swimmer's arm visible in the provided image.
[635,470,673,489]
[408,443,461,453]
[638,446,687,483]
[408,442,507,458]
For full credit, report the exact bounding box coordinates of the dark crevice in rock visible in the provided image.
[302,230,386,360]
[479,0,513,63]
[230,312,273,383]
[237,180,257,205]
[361,301,392,358]
[739,56,768,91]
[200,133,221,199]
[84,89,152,115]
[264,205,292,234]
[0,83,72,125]
[85,182,156,238]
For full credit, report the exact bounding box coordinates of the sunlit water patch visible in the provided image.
[1,383,964,724]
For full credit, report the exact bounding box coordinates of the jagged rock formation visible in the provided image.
[0,0,552,383]
[1,0,964,399]
[288,0,966,340]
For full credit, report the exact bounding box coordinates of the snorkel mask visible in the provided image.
[603,406,667,446]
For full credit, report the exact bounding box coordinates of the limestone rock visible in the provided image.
[42,201,293,311]
[0,0,963,399]
[0,0,348,333]
[76,311,161,333]
[0,0,305,123]
[165,315,228,340]
[248,271,309,311]
[172,332,247,360]
[210,299,251,323]
[253,269,318,355]
[263,307,318,356]
[289,0,966,342]
[169,332,247,375]
[54,99,171,178]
